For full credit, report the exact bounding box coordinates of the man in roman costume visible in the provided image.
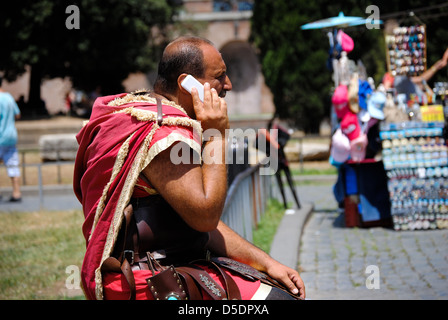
[74,36,305,300]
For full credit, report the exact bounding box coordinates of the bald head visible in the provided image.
[154,36,214,95]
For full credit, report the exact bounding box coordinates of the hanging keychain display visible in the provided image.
[385,25,427,77]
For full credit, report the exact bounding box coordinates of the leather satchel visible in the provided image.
[145,252,188,300]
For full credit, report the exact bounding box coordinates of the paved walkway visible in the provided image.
[0,185,81,212]
[293,181,448,300]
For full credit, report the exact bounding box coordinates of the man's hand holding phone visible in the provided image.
[183,75,228,136]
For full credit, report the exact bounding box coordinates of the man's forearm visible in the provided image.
[201,138,227,205]
[207,220,272,272]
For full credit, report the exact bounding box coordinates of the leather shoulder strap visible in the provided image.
[156,98,163,126]
[101,257,136,300]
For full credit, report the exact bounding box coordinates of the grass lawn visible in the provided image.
[0,209,86,300]
[252,198,286,253]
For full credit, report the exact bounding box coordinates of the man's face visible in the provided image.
[199,45,233,98]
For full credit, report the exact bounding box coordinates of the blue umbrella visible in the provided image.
[300,12,364,30]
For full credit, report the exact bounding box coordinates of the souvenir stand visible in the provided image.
[325,14,448,230]
[379,23,448,231]
[301,13,389,228]
[301,14,445,230]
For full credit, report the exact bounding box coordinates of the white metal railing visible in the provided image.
[221,163,272,242]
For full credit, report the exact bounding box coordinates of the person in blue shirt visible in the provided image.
[0,76,22,202]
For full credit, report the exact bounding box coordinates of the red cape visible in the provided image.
[73,93,202,299]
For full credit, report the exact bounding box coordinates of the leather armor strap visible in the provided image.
[101,257,136,300]
[176,270,202,300]
[156,97,163,126]
[176,265,227,300]
[102,204,137,300]
[192,259,241,300]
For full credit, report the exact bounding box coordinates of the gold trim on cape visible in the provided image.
[114,107,203,139]
[107,91,189,116]
[88,133,134,241]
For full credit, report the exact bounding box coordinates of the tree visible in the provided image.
[250,1,333,133]
[250,0,448,133]
[0,0,180,116]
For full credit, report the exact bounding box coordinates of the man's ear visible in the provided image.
[177,73,189,94]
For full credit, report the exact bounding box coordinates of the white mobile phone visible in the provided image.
[181,75,204,102]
